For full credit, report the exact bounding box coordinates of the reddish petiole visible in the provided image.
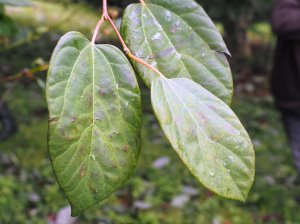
[91,0,162,77]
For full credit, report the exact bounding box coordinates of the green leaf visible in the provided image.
[151,76,255,201]
[0,0,31,6]
[46,32,142,216]
[121,0,233,105]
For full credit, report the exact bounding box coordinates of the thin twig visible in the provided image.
[0,64,49,84]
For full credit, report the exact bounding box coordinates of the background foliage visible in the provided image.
[2,0,300,224]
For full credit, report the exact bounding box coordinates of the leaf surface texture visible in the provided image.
[121,0,233,104]
[46,32,142,216]
[151,77,255,200]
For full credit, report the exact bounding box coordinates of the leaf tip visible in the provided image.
[236,194,247,203]
[231,187,251,203]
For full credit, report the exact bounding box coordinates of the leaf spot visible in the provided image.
[123,145,130,152]
[135,51,143,58]
[152,32,162,41]
[129,10,138,20]
[99,89,106,96]
[175,54,182,60]
[80,165,85,177]
[164,11,171,21]
[175,21,181,29]
[150,61,157,67]
[170,27,177,34]
[228,155,235,163]
[153,19,161,29]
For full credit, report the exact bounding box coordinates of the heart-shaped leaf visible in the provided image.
[121,0,233,105]
[46,32,142,216]
[0,0,31,7]
[151,76,255,201]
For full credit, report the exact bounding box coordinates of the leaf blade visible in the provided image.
[46,32,142,216]
[151,77,255,201]
[121,0,233,104]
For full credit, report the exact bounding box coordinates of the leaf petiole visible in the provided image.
[140,0,146,6]
[91,0,162,77]
[91,15,105,44]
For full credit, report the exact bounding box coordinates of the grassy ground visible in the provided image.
[1,1,300,224]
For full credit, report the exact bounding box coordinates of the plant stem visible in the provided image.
[91,0,109,44]
[105,16,129,53]
[91,0,162,76]
[0,64,49,84]
[103,0,108,16]
[91,16,105,44]
[127,52,163,76]
[140,0,146,5]
[106,16,162,76]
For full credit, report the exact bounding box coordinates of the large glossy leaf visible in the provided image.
[0,0,31,6]
[46,32,142,216]
[151,76,255,201]
[121,0,233,105]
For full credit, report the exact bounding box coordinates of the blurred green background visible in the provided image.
[1,0,299,223]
